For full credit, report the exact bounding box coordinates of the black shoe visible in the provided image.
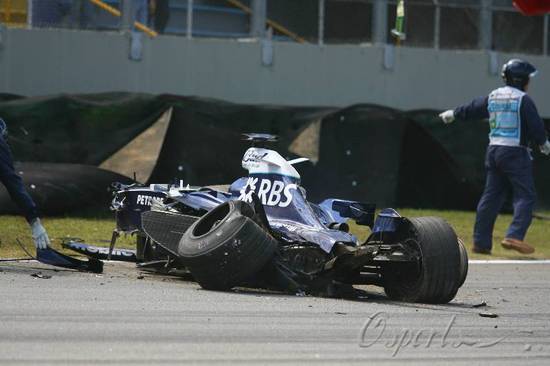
[472,245,491,255]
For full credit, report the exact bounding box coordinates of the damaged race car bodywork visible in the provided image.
[71,134,468,303]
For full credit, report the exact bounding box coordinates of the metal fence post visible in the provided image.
[318,0,325,46]
[70,0,83,29]
[27,0,33,28]
[372,0,388,45]
[120,0,132,32]
[261,26,273,66]
[544,14,548,56]
[187,0,194,39]
[250,0,267,38]
[434,1,440,50]
[479,0,492,49]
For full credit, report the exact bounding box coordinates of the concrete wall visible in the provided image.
[1,27,550,117]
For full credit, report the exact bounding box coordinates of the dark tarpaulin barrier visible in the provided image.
[0,93,25,102]
[0,92,549,214]
[324,105,479,209]
[148,95,334,186]
[397,111,482,209]
[0,93,167,165]
[0,163,132,215]
[305,105,406,206]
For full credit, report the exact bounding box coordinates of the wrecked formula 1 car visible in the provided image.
[68,134,468,303]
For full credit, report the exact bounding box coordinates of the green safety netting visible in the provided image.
[0,93,167,165]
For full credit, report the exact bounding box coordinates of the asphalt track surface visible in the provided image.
[1,260,549,365]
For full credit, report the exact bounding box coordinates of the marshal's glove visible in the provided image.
[439,110,455,124]
[541,140,550,156]
[30,218,51,250]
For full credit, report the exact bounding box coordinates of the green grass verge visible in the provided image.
[0,214,135,259]
[1,209,549,260]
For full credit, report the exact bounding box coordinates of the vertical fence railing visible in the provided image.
[186,0,194,39]
[373,0,388,45]
[433,1,440,50]
[27,0,32,28]
[5,0,11,23]
[120,0,132,31]
[479,0,492,49]
[318,0,325,46]
[544,14,549,56]
[250,0,267,38]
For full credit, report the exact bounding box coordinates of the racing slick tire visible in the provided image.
[178,200,278,290]
[383,217,462,304]
[457,238,468,288]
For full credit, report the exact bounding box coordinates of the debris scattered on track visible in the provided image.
[31,272,52,279]
[478,312,498,318]
[472,301,487,308]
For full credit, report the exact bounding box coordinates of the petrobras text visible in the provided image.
[136,194,163,207]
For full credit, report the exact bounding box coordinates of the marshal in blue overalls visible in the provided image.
[439,59,550,255]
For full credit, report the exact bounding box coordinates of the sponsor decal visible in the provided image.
[238,177,297,208]
[68,242,134,257]
[136,194,163,207]
[243,151,268,163]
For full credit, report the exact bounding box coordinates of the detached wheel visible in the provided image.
[383,217,462,304]
[178,200,277,290]
[457,238,468,287]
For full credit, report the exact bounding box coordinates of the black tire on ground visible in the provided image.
[457,238,469,288]
[383,217,462,304]
[178,200,278,291]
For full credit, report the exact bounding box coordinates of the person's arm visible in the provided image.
[0,135,50,249]
[439,96,489,124]
[520,95,547,147]
[453,96,490,121]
